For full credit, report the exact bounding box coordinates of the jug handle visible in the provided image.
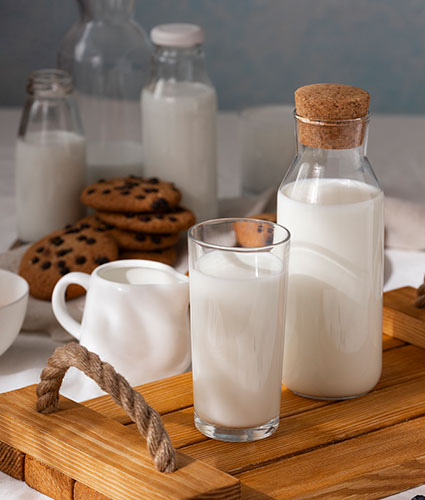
[51,272,90,341]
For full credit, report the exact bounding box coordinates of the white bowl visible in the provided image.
[0,269,29,357]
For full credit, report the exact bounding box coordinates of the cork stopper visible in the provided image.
[295,83,370,149]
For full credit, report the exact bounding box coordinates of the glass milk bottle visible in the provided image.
[277,84,384,400]
[15,69,86,242]
[142,24,218,222]
[58,0,150,183]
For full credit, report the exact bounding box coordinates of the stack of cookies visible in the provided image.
[80,176,196,266]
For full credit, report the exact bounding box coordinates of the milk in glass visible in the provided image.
[278,178,384,398]
[142,81,217,221]
[190,250,286,428]
[15,131,86,241]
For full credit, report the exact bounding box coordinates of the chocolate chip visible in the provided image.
[257,225,264,234]
[95,257,109,265]
[77,235,87,241]
[31,257,39,264]
[86,238,96,245]
[57,248,72,257]
[59,267,70,275]
[156,214,164,220]
[129,174,141,179]
[102,189,111,194]
[144,188,159,193]
[135,194,146,200]
[150,235,162,244]
[151,198,170,212]
[168,216,177,222]
[135,233,146,242]
[57,260,66,268]
[80,223,90,229]
[268,227,273,234]
[36,246,44,253]
[65,228,79,234]
[266,236,273,245]
[139,215,151,222]
[75,256,86,265]
[50,236,64,246]
[65,224,72,229]
[148,177,159,184]
[87,188,96,194]
[41,261,51,270]
[95,227,106,232]
[121,191,130,195]
[125,212,136,219]
[105,224,114,230]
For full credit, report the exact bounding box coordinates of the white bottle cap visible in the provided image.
[151,24,204,48]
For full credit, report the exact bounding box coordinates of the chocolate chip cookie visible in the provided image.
[96,206,196,234]
[119,247,177,267]
[234,213,277,248]
[81,176,181,213]
[19,226,118,300]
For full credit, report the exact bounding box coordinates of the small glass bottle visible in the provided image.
[277,84,384,400]
[142,24,218,222]
[58,0,150,183]
[15,69,86,242]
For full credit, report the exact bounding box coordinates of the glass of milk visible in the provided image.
[15,69,86,242]
[188,218,290,442]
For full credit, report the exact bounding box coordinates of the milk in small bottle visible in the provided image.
[277,84,384,400]
[15,69,86,242]
[142,24,217,222]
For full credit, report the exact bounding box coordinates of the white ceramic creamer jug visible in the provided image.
[52,259,190,400]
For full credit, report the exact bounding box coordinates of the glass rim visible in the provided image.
[188,217,291,252]
[294,111,371,126]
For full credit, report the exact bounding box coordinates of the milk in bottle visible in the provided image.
[277,84,384,400]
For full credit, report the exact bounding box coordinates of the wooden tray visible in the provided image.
[1,287,425,499]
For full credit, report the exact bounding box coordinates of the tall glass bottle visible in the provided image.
[142,24,218,222]
[15,69,86,242]
[58,0,150,183]
[277,84,384,400]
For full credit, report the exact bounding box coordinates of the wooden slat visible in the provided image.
[237,416,425,499]
[121,344,425,451]
[180,372,425,474]
[82,334,405,427]
[74,483,113,500]
[384,286,425,349]
[25,455,74,500]
[0,386,240,500]
[83,372,193,424]
[0,441,25,480]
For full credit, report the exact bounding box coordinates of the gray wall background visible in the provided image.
[1,0,425,113]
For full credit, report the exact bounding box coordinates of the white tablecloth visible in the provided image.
[1,108,425,499]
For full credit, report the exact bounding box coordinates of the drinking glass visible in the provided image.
[188,218,290,442]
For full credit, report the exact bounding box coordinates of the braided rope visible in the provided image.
[414,277,425,308]
[36,343,176,473]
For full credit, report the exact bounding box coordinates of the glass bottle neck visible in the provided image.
[150,44,210,84]
[27,69,72,98]
[79,0,134,21]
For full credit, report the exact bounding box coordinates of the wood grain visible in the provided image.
[181,373,425,474]
[0,440,25,480]
[74,483,113,500]
[25,455,74,500]
[384,286,425,348]
[237,416,425,499]
[0,386,240,500]
[83,372,194,424]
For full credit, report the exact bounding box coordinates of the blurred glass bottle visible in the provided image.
[58,0,151,183]
[15,69,86,242]
[142,24,218,222]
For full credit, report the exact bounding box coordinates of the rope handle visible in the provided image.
[36,343,177,473]
[415,276,425,308]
